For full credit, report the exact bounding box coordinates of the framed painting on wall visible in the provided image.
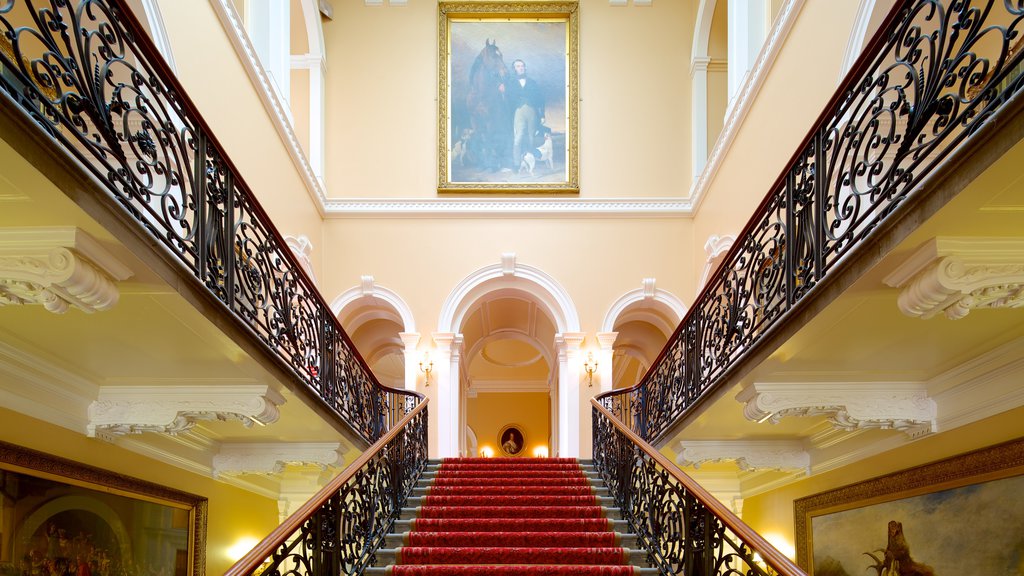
[498,424,526,457]
[0,441,207,576]
[794,438,1024,575]
[438,1,579,194]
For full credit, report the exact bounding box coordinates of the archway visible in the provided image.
[602,279,686,391]
[436,254,581,458]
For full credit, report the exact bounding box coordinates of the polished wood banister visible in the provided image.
[592,397,805,576]
[224,393,427,576]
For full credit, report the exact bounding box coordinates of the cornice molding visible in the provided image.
[468,380,549,393]
[212,442,346,477]
[0,227,133,314]
[674,440,810,473]
[322,197,693,218]
[87,385,286,439]
[736,382,936,437]
[883,237,1024,319]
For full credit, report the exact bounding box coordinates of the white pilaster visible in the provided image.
[399,332,421,392]
[556,332,585,457]
[596,332,618,393]
[432,332,460,458]
[727,0,767,111]
[691,57,710,181]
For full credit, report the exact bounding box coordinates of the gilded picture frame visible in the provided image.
[0,441,207,576]
[438,1,579,194]
[498,424,527,457]
[794,438,1024,575]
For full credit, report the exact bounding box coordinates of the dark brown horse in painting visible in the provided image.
[465,39,511,171]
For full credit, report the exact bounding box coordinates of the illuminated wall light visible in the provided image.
[533,446,549,458]
[227,536,260,561]
[762,532,795,559]
[479,446,494,458]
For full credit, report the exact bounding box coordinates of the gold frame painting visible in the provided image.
[794,438,1024,575]
[498,424,527,457]
[438,1,579,194]
[0,441,207,575]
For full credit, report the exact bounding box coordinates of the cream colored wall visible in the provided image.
[690,0,862,288]
[0,409,279,575]
[156,0,325,280]
[467,393,551,458]
[321,0,693,198]
[321,217,694,456]
[739,406,1024,562]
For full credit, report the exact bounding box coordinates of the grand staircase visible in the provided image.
[369,458,655,575]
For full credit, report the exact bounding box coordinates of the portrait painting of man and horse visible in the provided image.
[439,3,578,193]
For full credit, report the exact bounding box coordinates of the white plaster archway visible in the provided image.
[138,0,177,71]
[601,279,687,393]
[699,234,736,289]
[332,276,419,391]
[466,426,479,458]
[435,253,582,458]
[601,279,687,334]
[839,0,897,82]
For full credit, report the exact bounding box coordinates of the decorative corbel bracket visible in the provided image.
[87,385,286,439]
[0,227,133,313]
[212,442,347,477]
[674,440,810,474]
[883,237,1024,319]
[736,382,936,438]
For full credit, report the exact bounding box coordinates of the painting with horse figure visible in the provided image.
[439,2,578,193]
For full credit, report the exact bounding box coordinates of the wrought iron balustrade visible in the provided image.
[0,0,410,443]
[593,399,802,576]
[225,398,429,576]
[608,0,1024,443]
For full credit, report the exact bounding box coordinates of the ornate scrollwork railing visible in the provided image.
[0,0,408,443]
[225,398,428,576]
[593,399,803,576]
[610,0,1024,443]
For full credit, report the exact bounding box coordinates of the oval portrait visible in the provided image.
[498,424,526,457]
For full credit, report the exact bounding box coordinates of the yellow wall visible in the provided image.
[467,393,551,458]
[0,409,279,575]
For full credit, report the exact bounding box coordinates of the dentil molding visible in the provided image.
[0,227,133,313]
[674,440,809,473]
[87,385,286,438]
[736,382,936,437]
[883,237,1024,319]
[212,442,346,477]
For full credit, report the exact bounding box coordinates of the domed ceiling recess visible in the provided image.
[462,295,555,392]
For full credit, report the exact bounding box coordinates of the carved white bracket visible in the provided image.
[87,385,286,438]
[674,440,809,473]
[736,382,936,437]
[0,227,133,314]
[212,442,346,477]
[883,237,1024,319]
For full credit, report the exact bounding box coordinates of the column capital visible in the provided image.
[555,332,586,350]
[596,332,618,350]
[398,332,420,349]
[432,332,456,350]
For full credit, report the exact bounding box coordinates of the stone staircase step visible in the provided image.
[373,547,647,566]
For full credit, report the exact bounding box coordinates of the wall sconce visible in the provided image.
[479,446,494,458]
[583,351,598,387]
[419,352,433,386]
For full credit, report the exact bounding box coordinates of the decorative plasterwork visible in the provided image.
[736,382,937,437]
[468,380,549,393]
[212,442,346,477]
[883,238,1024,319]
[0,227,133,314]
[87,385,286,438]
[322,197,693,218]
[674,440,810,474]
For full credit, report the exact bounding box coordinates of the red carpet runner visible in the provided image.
[385,458,639,576]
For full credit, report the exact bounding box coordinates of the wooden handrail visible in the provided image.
[592,398,805,576]
[224,394,428,576]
